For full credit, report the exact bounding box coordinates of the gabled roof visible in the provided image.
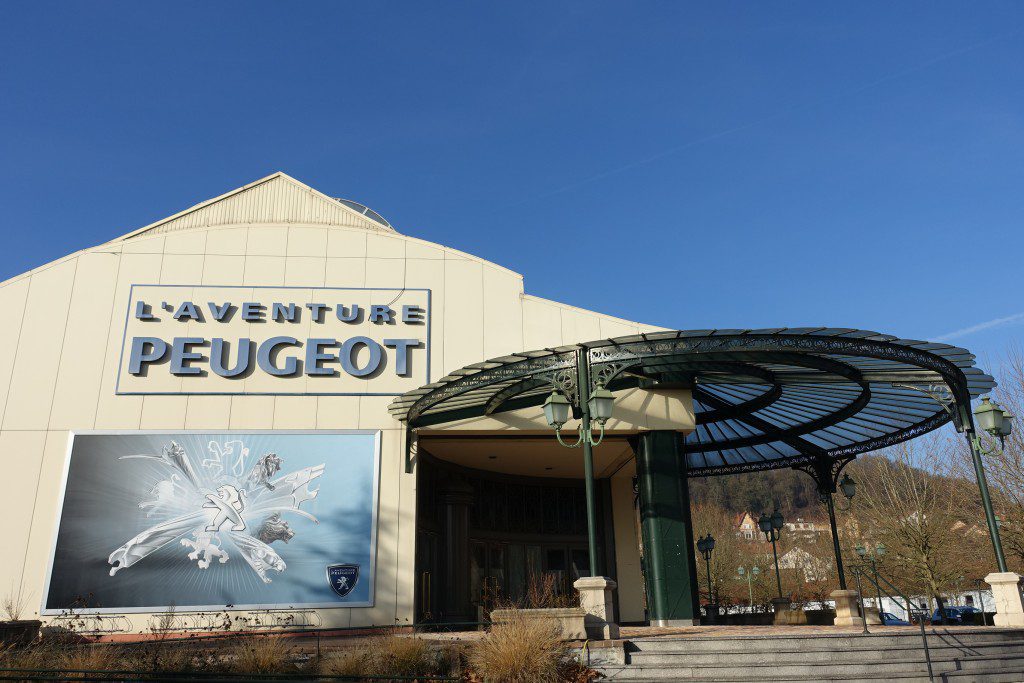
[114,171,397,242]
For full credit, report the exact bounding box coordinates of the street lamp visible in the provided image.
[696,533,716,606]
[839,474,857,508]
[738,565,761,610]
[974,397,1014,446]
[810,462,857,591]
[759,509,785,599]
[543,348,617,578]
[966,396,1017,573]
[543,386,614,449]
[854,542,886,610]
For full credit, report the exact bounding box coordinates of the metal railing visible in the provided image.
[852,566,934,683]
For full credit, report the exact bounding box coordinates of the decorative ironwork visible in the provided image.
[549,368,579,405]
[892,382,962,431]
[590,360,627,390]
[793,454,857,496]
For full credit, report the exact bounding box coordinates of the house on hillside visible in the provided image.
[784,518,826,539]
[779,547,832,583]
[737,512,758,540]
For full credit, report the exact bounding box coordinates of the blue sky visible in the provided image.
[1,2,1022,374]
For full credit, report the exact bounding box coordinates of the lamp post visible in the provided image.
[965,396,1015,573]
[854,542,886,610]
[759,509,785,599]
[697,533,716,605]
[543,348,616,577]
[738,565,761,610]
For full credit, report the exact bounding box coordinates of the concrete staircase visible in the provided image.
[590,628,1024,682]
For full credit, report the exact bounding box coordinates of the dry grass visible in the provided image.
[0,643,61,672]
[468,609,567,683]
[135,640,209,673]
[320,633,453,678]
[63,645,138,677]
[226,634,298,674]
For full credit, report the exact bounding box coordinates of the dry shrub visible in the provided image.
[59,644,140,678]
[227,634,297,674]
[524,572,576,609]
[320,634,451,678]
[137,640,208,673]
[468,609,567,683]
[1,585,30,622]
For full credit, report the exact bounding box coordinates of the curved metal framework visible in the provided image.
[389,328,995,476]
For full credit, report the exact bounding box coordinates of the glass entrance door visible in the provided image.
[416,530,439,622]
[470,541,506,610]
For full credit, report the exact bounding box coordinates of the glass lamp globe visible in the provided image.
[855,544,866,557]
[974,397,1006,436]
[840,473,857,500]
[876,542,886,557]
[1002,410,1014,437]
[588,386,615,423]
[543,391,571,428]
[706,533,716,551]
[752,566,761,576]
[758,513,771,533]
[771,509,784,530]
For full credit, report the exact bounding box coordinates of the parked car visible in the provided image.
[931,606,979,624]
[880,611,910,626]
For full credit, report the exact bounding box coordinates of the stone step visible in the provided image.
[627,639,1024,666]
[597,652,1024,680]
[627,628,1024,653]
[624,668,1024,683]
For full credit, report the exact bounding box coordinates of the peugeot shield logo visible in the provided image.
[327,564,360,598]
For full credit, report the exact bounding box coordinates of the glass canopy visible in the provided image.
[388,328,995,476]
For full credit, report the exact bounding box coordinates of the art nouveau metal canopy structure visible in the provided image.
[389,328,996,476]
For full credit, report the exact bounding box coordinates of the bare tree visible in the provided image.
[691,502,746,608]
[850,436,967,611]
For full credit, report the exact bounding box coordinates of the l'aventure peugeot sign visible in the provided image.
[116,285,430,395]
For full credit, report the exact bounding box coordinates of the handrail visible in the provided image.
[852,566,934,683]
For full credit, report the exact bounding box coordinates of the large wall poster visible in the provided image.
[43,431,380,614]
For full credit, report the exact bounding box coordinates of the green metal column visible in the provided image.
[577,348,601,577]
[636,430,700,626]
[966,430,1009,573]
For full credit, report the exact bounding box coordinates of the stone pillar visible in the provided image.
[862,606,882,625]
[574,576,620,639]
[985,572,1024,627]
[636,431,700,626]
[440,480,474,623]
[772,597,808,625]
[831,589,861,627]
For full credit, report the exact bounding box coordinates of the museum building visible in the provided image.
[4,172,999,634]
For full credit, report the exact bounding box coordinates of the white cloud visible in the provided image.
[936,312,1024,341]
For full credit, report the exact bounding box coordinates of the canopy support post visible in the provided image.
[577,347,601,577]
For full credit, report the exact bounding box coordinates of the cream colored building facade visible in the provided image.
[2,172,696,632]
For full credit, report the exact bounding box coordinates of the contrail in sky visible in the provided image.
[500,28,1020,211]
[936,312,1024,342]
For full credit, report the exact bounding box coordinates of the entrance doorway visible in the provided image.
[469,541,591,609]
[415,452,612,624]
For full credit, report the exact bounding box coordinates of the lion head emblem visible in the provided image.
[247,452,282,491]
[255,513,294,545]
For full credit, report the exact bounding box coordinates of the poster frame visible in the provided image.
[40,429,382,616]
